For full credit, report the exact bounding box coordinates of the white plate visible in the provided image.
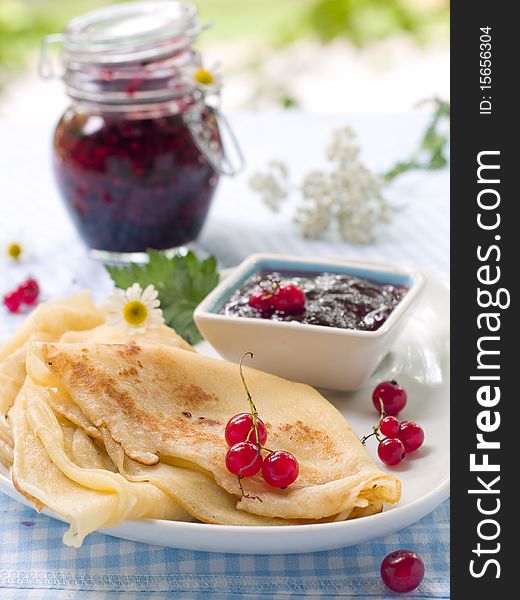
[0,275,450,554]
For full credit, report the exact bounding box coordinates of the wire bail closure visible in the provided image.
[38,34,65,80]
[185,105,245,177]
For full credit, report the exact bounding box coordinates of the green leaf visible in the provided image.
[383,97,450,182]
[106,251,220,345]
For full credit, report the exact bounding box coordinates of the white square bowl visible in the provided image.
[194,254,425,391]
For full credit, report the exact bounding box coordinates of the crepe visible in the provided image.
[18,366,336,528]
[0,292,208,545]
[0,347,27,418]
[4,324,314,540]
[9,382,192,546]
[27,341,400,521]
[0,296,193,441]
[45,323,194,439]
[16,382,324,532]
[15,381,376,530]
[0,415,13,466]
[0,292,104,422]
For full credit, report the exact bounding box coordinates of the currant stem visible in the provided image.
[361,397,391,446]
[361,432,376,445]
[245,428,274,454]
[378,397,386,419]
[361,425,383,445]
[239,352,261,446]
[260,278,280,294]
[236,352,272,500]
[237,476,262,501]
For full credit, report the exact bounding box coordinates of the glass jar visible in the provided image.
[41,1,243,262]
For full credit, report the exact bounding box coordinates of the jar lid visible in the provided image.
[63,0,202,64]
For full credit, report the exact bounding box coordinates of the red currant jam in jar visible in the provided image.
[53,106,219,254]
[45,1,242,260]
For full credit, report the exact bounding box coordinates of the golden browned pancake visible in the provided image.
[28,342,400,521]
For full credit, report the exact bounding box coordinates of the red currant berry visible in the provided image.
[248,290,275,313]
[397,421,424,453]
[3,290,23,313]
[372,380,407,417]
[225,413,268,447]
[272,284,305,315]
[381,549,425,593]
[225,442,263,477]
[19,278,39,306]
[377,438,406,466]
[261,450,299,488]
[379,416,400,438]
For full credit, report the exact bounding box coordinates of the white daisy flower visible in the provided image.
[104,283,164,333]
[6,241,23,261]
[2,233,32,264]
[0,223,36,268]
[190,65,222,96]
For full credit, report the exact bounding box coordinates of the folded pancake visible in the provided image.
[46,323,194,439]
[24,374,336,528]
[16,383,319,532]
[0,292,104,424]
[0,292,192,429]
[28,342,400,521]
[121,460,312,526]
[9,382,191,546]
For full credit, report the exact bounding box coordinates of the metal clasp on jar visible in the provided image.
[38,34,66,79]
[184,102,245,177]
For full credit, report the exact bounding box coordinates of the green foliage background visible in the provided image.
[0,0,449,91]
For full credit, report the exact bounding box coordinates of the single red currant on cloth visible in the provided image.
[3,289,23,313]
[272,284,306,315]
[381,549,425,593]
[225,413,268,447]
[19,278,40,306]
[3,278,40,314]
[398,421,424,453]
[225,442,263,477]
[377,438,406,466]
[372,380,407,416]
[262,450,299,488]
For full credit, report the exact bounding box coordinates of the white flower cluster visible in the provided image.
[249,160,291,212]
[249,127,392,243]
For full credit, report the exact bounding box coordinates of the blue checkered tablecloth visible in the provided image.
[0,494,450,599]
[0,113,449,598]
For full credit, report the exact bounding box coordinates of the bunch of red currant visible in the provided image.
[3,278,40,314]
[363,380,424,467]
[248,281,305,315]
[225,353,299,491]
